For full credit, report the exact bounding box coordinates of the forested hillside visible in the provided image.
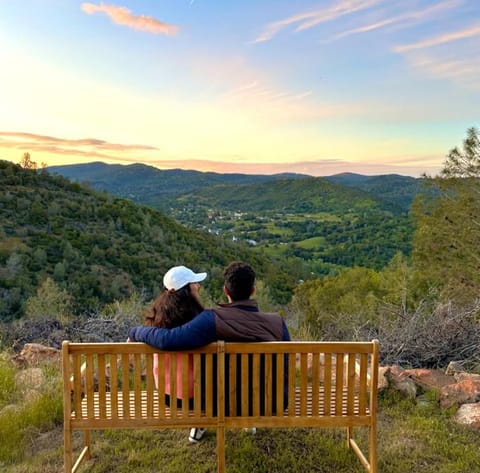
[0,160,294,321]
[325,173,425,211]
[49,164,416,273]
[176,175,393,213]
[172,176,413,272]
[48,162,307,209]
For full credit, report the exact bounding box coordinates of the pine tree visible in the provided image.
[412,127,480,303]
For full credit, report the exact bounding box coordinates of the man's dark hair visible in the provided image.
[223,261,255,301]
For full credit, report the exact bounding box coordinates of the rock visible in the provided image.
[445,361,465,376]
[378,366,389,391]
[386,365,417,399]
[455,372,480,383]
[13,343,60,368]
[401,368,455,392]
[440,376,480,409]
[454,403,480,429]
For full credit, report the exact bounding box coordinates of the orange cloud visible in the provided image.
[81,3,178,35]
[0,131,158,152]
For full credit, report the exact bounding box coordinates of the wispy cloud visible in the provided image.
[81,3,179,35]
[254,0,382,43]
[0,131,158,152]
[395,22,480,53]
[324,0,460,43]
[0,132,160,165]
[402,53,480,90]
[220,80,358,122]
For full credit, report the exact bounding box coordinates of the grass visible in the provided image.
[2,354,480,473]
[0,355,63,466]
[295,236,326,249]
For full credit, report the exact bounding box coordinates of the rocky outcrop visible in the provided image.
[439,374,480,409]
[12,343,61,368]
[378,362,480,430]
[454,403,480,428]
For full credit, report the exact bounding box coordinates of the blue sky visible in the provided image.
[0,0,478,176]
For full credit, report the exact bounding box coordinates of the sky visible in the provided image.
[0,0,479,177]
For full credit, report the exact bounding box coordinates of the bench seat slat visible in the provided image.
[71,387,370,422]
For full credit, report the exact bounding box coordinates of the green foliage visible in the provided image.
[0,160,293,321]
[49,162,419,277]
[289,261,405,339]
[0,353,16,409]
[24,277,72,323]
[412,127,480,304]
[326,173,425,212]
[47,161,305,208]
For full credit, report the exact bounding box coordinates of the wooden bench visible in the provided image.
[63,340,379,473]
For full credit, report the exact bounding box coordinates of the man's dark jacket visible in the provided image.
[128,299,291,414]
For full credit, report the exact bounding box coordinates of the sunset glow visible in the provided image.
[0,1,479,176]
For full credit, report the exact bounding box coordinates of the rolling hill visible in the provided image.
[175,175,394,214]
[0,160,294,321]
[47,162,308,209]
[46,162,418,274]
[325,173,425,211]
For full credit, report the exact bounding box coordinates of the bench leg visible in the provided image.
[84,431,91,460]
[369,425,377,473]
[346,427,353,448]
[64,424,72,473]
[217,426,225,473]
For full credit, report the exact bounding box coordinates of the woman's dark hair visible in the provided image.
[223,261,255,301]
[145,284,204,328]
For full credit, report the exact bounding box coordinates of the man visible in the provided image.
[128,261,291,441]
[128,261,290,349]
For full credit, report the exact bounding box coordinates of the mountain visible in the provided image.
[47,162,418,274]
[0,161,294,320]
[176,175,394,214]
[48,162,308,209]
[325,173,425,211]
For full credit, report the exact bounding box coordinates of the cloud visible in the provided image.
[391,18,480,89]
[254,0,382,43]
[0,131,160,165]
[81,3,178,35]
[395,22,480,53]
[324,0,460,43]
[402,53,480,90]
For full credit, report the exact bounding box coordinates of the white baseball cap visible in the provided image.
[163,265,207,291]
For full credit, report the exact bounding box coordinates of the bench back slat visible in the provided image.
[64,340,378,425]
[359,353,368,415]
[145,354,154,418]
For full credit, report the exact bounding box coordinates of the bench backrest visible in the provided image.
[63,340,378,427]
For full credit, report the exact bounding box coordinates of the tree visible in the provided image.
[412,127,480,303]
[18,152,37,170]
[441,127,480,178]
[24,277,72,322]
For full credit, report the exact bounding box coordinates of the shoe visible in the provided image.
[189,427,206,443]
[243,427,256,434]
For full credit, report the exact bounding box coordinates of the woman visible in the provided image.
[145,265,207,443]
